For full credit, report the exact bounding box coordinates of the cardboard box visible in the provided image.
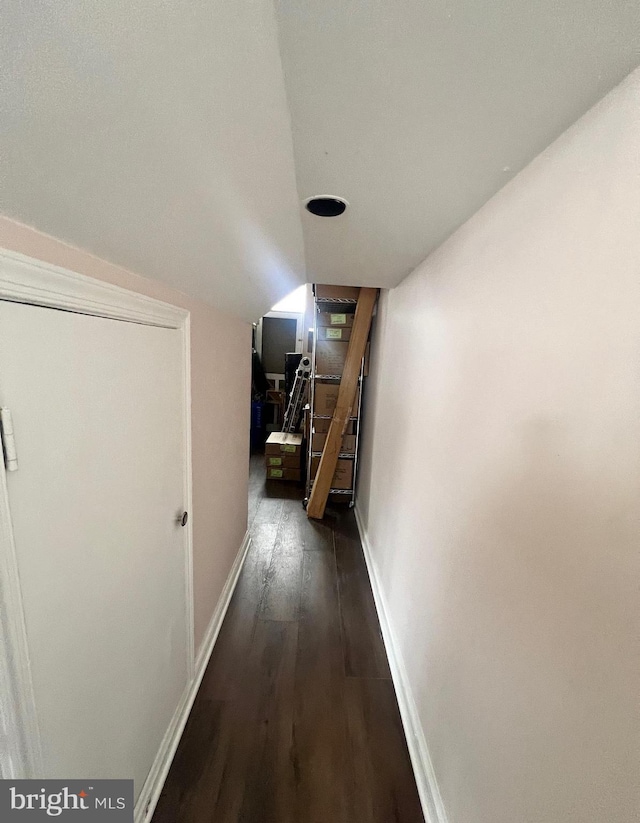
[265,453,300,469]
[310,457,353,490]
[266,467,301,481]
[265,432,303,458]
[316,325,352,342]
[315,340,349,375]
[312,417,355,435]
[316,308,357,346]
[314,284,360,302]
[311,433,357,454]
[317,312,354,328]
[313,382,360,417]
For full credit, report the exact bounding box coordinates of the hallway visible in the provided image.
[152,454,424,822]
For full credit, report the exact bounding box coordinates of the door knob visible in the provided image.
[177,511,188,527]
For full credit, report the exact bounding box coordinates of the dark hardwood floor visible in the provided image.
[152,453,424,823]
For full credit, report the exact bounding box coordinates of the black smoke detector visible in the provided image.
[304,196,348,217]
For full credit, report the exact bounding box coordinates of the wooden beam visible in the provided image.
[307,287,378,520]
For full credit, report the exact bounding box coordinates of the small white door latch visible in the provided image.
[0,408,19,471]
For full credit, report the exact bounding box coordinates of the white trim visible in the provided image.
[0,248,187,328]
[0,246,192,780]
[354,505,449,823]
[0,459,43,778]
[135,530,251,823]
[182,314,195,681]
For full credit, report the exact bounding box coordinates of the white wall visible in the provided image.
[357,69,640,823]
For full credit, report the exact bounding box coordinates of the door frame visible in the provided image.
[257,311,304,431]
[0,248,194,780]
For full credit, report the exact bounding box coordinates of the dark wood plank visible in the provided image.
[152,698,228,823]
[237,620,298,823]
[155,621,299,823]
[253,496,285,526]
[198,521,278,700]
[197,619,299,823]
[282,498,335,553]
[334,511,391,679]
[292,551,356,823]
[259,497,335,620]
[217,619,298,822]
[304,516,334,552]
[248,495,260,527]
[345,677,424,823]
[260,530,304,621]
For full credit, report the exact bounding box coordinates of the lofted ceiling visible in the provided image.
[1,2,640,319]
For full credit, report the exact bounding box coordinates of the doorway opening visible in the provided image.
[251,284,311,447]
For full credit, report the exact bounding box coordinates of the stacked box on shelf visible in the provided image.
[265,432,303,481]
[310,457,354,490]
[315,311,354,342]
[313,382,360,417]
[311,431,357,454]
[314,340,349,375]
[308,283,365,503]
[312,416,355,435]
[313,288,359,377]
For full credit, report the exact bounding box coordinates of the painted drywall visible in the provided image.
[0,1,305,320]
[276,0,640,289]
[0,216,251,654]
[357,70,640,823]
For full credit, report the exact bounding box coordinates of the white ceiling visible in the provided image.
[0,1,305,321]
[276,0,640,289]
[1,2,639,318]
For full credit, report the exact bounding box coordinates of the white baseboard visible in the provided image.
[135,530,252,823]
[353,506,448,823]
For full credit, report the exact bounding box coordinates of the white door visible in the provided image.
[0,300,189,795]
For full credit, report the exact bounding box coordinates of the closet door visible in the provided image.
[0,300,189,795]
